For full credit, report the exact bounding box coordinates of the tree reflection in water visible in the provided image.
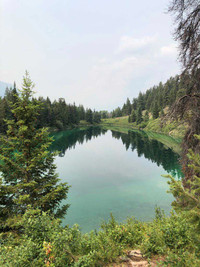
[50,127,182,178]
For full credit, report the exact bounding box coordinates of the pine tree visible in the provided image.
[93,111,101,123]
[78,105,85,120]
[126,98,132,115]
[0,98,5,133]
[85,108,93,124]
[138,92,145,110]
[129,109,137,123]
[132,98,138,110]
[100,111,108,119]
[0,72,70,231]
[136,106,143,125]
[152,102,159,119]
[167,135,200,231]
[144,110,149,122]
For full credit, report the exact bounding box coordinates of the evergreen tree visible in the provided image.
[4,86,18,121]
[85,108,93,124]
[93,111,101,123]
[132,98,138,110]
[144,110,149,122]
[111,107,122,118]
[167,135,200,231]
[0,72,70,231]
[100,111,108,119]
[123,98,132,115]
[152,102,159,119]
[176,88,186,98]
[0,98,6,133]
[129,109,137,123]
[138,92,145,110]
[136,106,143,125]
[114,74,188,120]
[78,105,85,120]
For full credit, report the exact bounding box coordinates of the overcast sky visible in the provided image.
[0,0,180,110]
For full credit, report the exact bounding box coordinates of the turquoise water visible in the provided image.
[51,127,181,232]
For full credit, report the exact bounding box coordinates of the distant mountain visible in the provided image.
[0,81,12,97]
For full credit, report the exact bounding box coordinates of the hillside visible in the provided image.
[110,75,186,119]
[101,113,187,139]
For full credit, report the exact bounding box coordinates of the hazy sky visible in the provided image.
[0,0,180,110]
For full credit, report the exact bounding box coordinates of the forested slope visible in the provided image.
[111,74,187,120]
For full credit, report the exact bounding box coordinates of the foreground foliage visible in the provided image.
[167,135,200,232]
[0,72,69,231]
[0,208,200,267]
[2,136,200,266]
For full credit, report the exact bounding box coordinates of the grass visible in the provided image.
[145,131,182,154]
[101,116,130,125]
[145,118,187,138]
[101,115,186,139]
[100,116,184,154]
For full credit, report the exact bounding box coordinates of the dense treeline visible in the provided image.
[36,97,101,130]
[111,74,187,123]
[0,73,189,131]
[0,85,101,133]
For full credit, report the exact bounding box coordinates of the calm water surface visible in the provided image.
[51,127,181,232]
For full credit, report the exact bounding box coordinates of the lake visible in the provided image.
[51,127,182,232]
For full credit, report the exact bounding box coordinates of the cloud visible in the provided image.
[30,35,179,111]
[0,0,180,112]
[116,35,156,54]
[69,54,151,110]
[160,44,177,56]
[70,36,180,110]
[2,32,179,111]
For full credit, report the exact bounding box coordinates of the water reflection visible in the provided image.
[51,127,182,178]
[111,130,182,178]
[50,127,107,156]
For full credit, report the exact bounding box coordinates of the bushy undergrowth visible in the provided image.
[1,208,200,267]
[144,118,186,138]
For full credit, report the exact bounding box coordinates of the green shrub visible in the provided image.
[138,121,148,129]
[73,251,98,267]
[141,224,166,256]
[0,239,44,267]
[0,209,199,267]
[160,249,200,267]
[161,213,192,250]
[141,209,195,257]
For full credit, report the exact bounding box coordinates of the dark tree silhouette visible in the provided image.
[169,0,200,181]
